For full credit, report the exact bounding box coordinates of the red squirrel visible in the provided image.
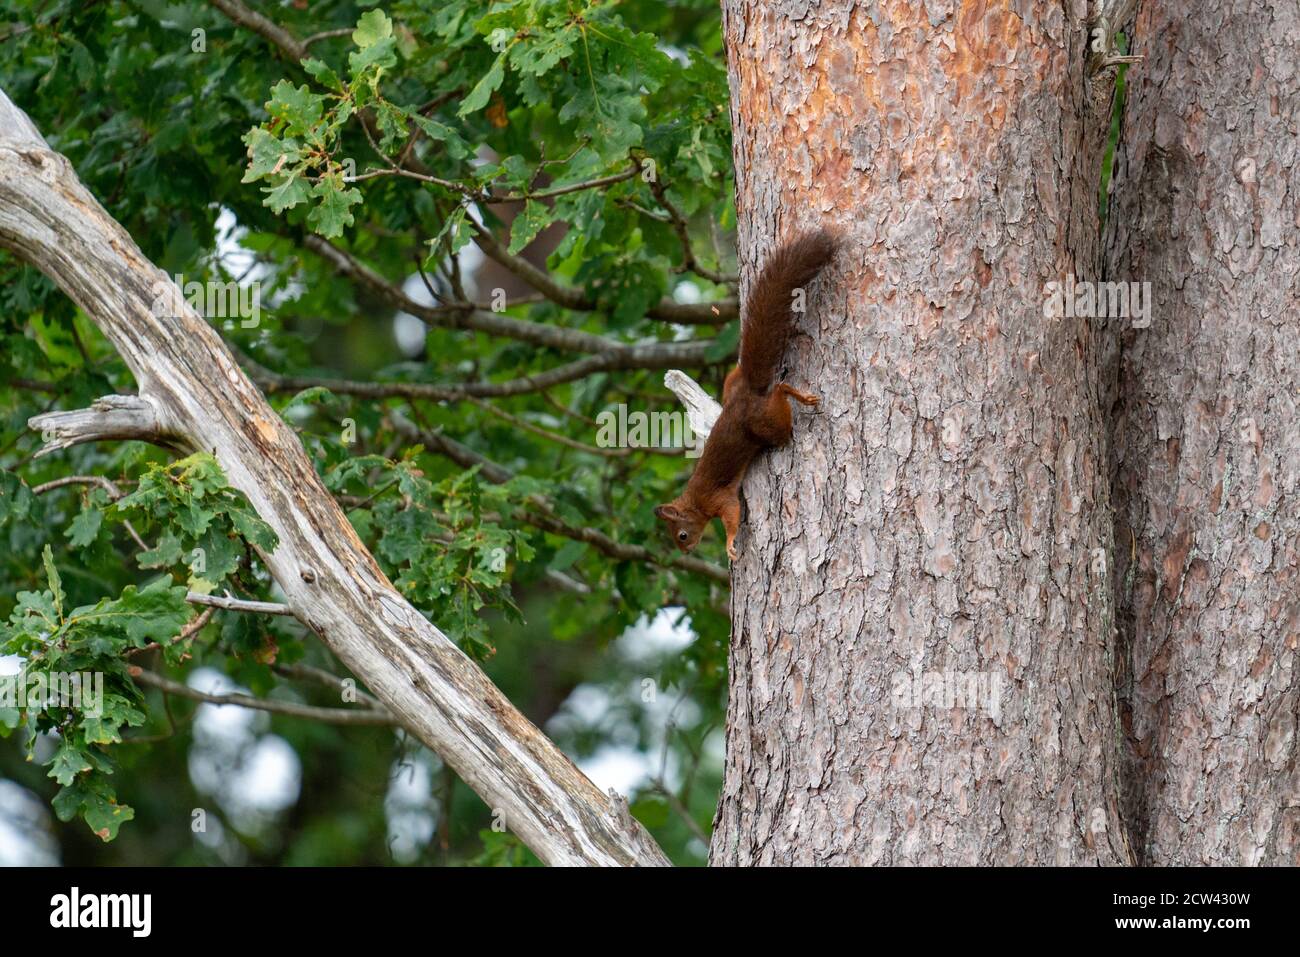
[654,230,838,561]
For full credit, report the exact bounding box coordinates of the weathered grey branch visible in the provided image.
[0,86,669,866]
[28,395,173,458]
[184,591,293,616]
[31,474,128,497]
[663,369,721,442]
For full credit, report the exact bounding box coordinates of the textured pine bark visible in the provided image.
[1104,0,1300,865]
[712,0,1131,864]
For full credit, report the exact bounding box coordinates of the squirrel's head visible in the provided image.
[654,503,706,553]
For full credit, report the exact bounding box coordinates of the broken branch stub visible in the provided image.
[664,369,721,441]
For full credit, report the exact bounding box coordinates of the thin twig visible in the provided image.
[648,777,709,844]
[302,27,354,48]
[273,660,384,709]
[465,395,682,458]
[32,474,148,551]
[129,668,395,726]
[390,412,728,582]
[646,176,737,285]
[126,606,215,658]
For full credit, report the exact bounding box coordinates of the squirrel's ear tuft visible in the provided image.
[654,504,677,521]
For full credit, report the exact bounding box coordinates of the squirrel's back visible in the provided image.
[739,230,838,393]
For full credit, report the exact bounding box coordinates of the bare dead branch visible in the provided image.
[185,591,294,616]
[28,395,174,459]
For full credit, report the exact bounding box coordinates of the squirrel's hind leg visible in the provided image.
[776,383,820,408]
[750,382,819,446]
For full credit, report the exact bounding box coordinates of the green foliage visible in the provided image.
[1,0,733,865]
[0,546,189,839]
[470,828,542,866]
[112,453,278,592]
[0,452,281,840]
[326,454,541,659]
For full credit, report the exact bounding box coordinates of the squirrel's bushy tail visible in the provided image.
[739,229,838,393]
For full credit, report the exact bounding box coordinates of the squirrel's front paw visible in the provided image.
[726,542,738,561]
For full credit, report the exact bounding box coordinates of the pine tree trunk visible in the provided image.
[1104,0,1300,865]
[712,0,1131,865]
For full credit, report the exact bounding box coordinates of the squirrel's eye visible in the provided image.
[678,531,688,541]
